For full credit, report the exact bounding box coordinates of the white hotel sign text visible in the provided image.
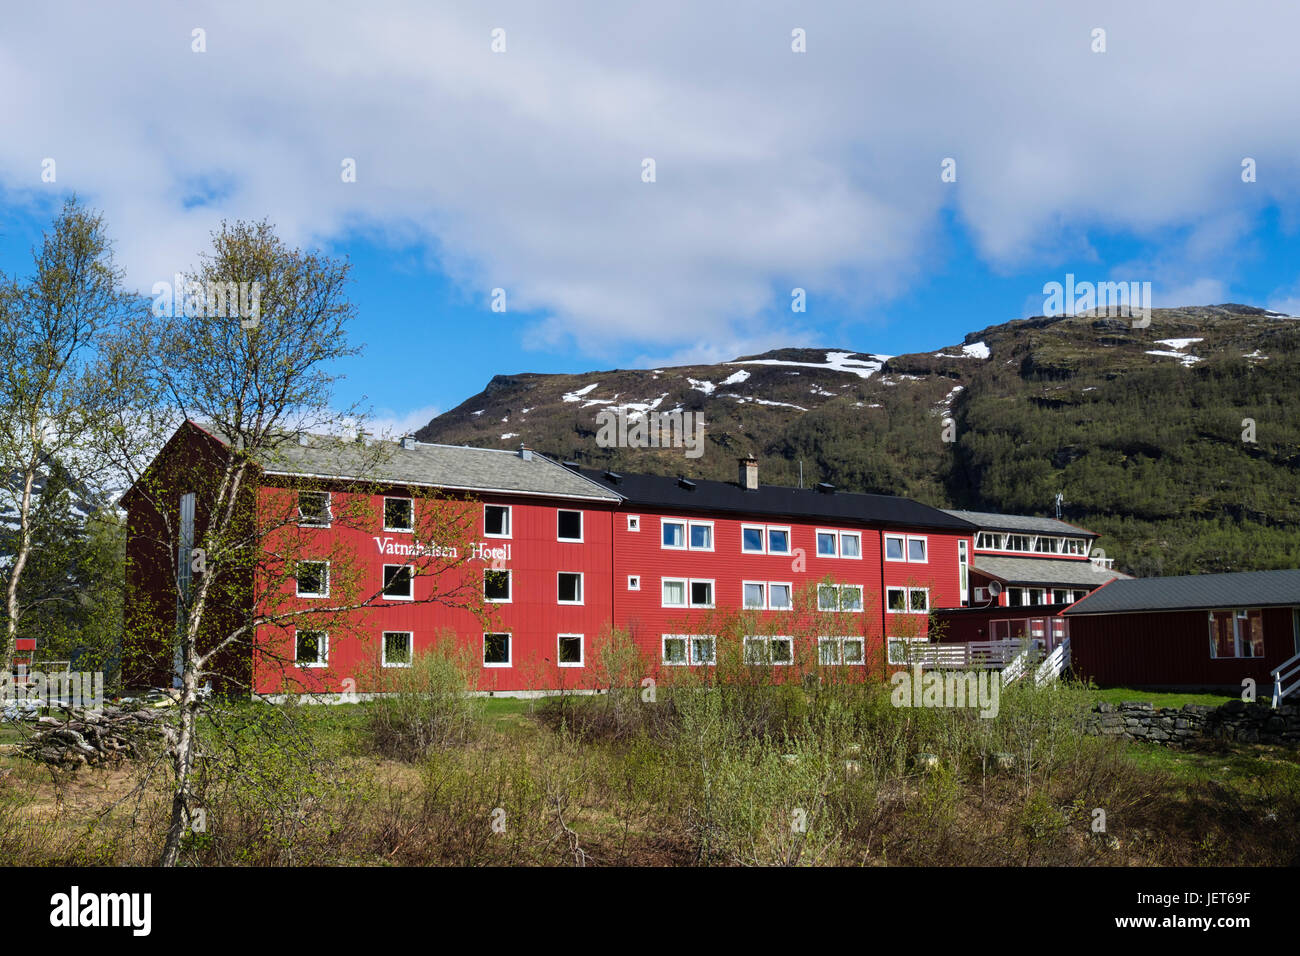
[373,537,511,562]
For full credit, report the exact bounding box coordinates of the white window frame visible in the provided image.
[557,571,584,605]
[742,581,766,610]
[741,523,766,554]
[382,631,413,668]
[297,490,332,528]
[484,504,512,539]
[839,531,863,559]
[815,529,839,558]
[767,581,794,611]
[295,629,328,668]
[627,575,640,591]
[744,635,794,666]
[484,567,512,604]
[908,587,930,613]
[818,635,866,666]
[689,579,715,608]
[383,563,415,601]
[483,632,512,668]
[557,509,584,542]
[662,634,716,667]
[887,636,925,665]
[820,583,864,613]
[383,496,414,533]
[884,533,906,562]
[688,520,715,552]
[627,514,641,532]
[557,633,584,668]
[906,535,928,563]
[661,577,688,608]
[296,560,330,598]
[661,518,687,550]
[886,586,908,613]
[766,526,792,555]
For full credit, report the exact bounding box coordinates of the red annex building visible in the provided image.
[123,422,978,695]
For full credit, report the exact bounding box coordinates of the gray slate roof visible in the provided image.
[1065,568,1300,615]
[944,509,1096,537]
[972,555,1126,588]
[257,435,621,502]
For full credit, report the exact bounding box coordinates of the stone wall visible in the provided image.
[1086,699,1300,746]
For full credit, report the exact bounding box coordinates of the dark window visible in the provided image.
[485,569,511,601]
[484,633,510,666]
[558,510,582,541]
[558,572,582,603]
[383,631,412,666]
[383,564,413,599]
[384,497,413,531]
[298,491,330,526]
[690,581,713,607]
[558,634,583,665]
[296,561,328,596]
[484,505,510,536]
[296,630,326,665]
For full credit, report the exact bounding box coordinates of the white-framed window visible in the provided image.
[1208,609,1266,659]
[382,631,413,667]
[768,582,793,610]
[557,509,583,542]
[816,530,838,557]
[484,568,511,603]
[662,634,716,666]
[689,521,714,551]
[627,515,641,532]
[742,581,766,609]
[295,629,328,667]
[766,526,791,555]
[907,536,928,563]
[484,632,511,667]
[839,532,862,559]
[627,575,640,591]
[1007,587,1024,606]
[743,635,794,666]
[558,633,584,667]
[819,636,866,665]
[484,504,511,538]
[558,571,583,604]
[741,524,766,553]
[887,636,925,665]
[690,580,715,608]
[297,490,331,527]
[662,578,687,607]
[958,539,969,604]
[296,560,329,598]
[884,534,906,562]
[383,496,413,532]
[661,518,686,549]
[1027,588,1046,606]
[383,564,414,600]
[819,584,863,612]
[887,586,929,613]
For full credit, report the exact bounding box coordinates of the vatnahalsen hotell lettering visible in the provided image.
[372,537,511,562]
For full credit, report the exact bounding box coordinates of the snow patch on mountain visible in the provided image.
[721,369,750,386]
[725,350,887,380]
[687,378,716,395]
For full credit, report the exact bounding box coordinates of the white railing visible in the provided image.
[1001,645,1032,685]
[1272,651,1300,707]
[1033,637,1070,685]
[903,639,1025,670]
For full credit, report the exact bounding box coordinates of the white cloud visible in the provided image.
[362,405,441,439]
[1,1,1298,360]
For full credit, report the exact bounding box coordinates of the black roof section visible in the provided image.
[573,467,977,532]
[1065,568,1300,615]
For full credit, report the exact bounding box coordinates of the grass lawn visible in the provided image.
[1091,686,1238,709]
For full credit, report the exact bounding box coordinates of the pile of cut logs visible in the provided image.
[18,707,175,767]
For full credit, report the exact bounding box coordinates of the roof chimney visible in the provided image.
[739,456,758,491]
[518,442,532,461]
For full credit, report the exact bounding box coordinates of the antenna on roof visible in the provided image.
[799,460,803,489]
[1054,491,1064,520]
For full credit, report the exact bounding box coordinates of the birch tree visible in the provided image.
[117,220,487,867]
[0,197,145,672]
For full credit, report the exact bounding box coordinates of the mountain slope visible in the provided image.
[416,305,1300,576]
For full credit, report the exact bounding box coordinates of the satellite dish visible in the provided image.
[988,581,1003,596]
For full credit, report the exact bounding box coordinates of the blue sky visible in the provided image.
[2,1,1299,435]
